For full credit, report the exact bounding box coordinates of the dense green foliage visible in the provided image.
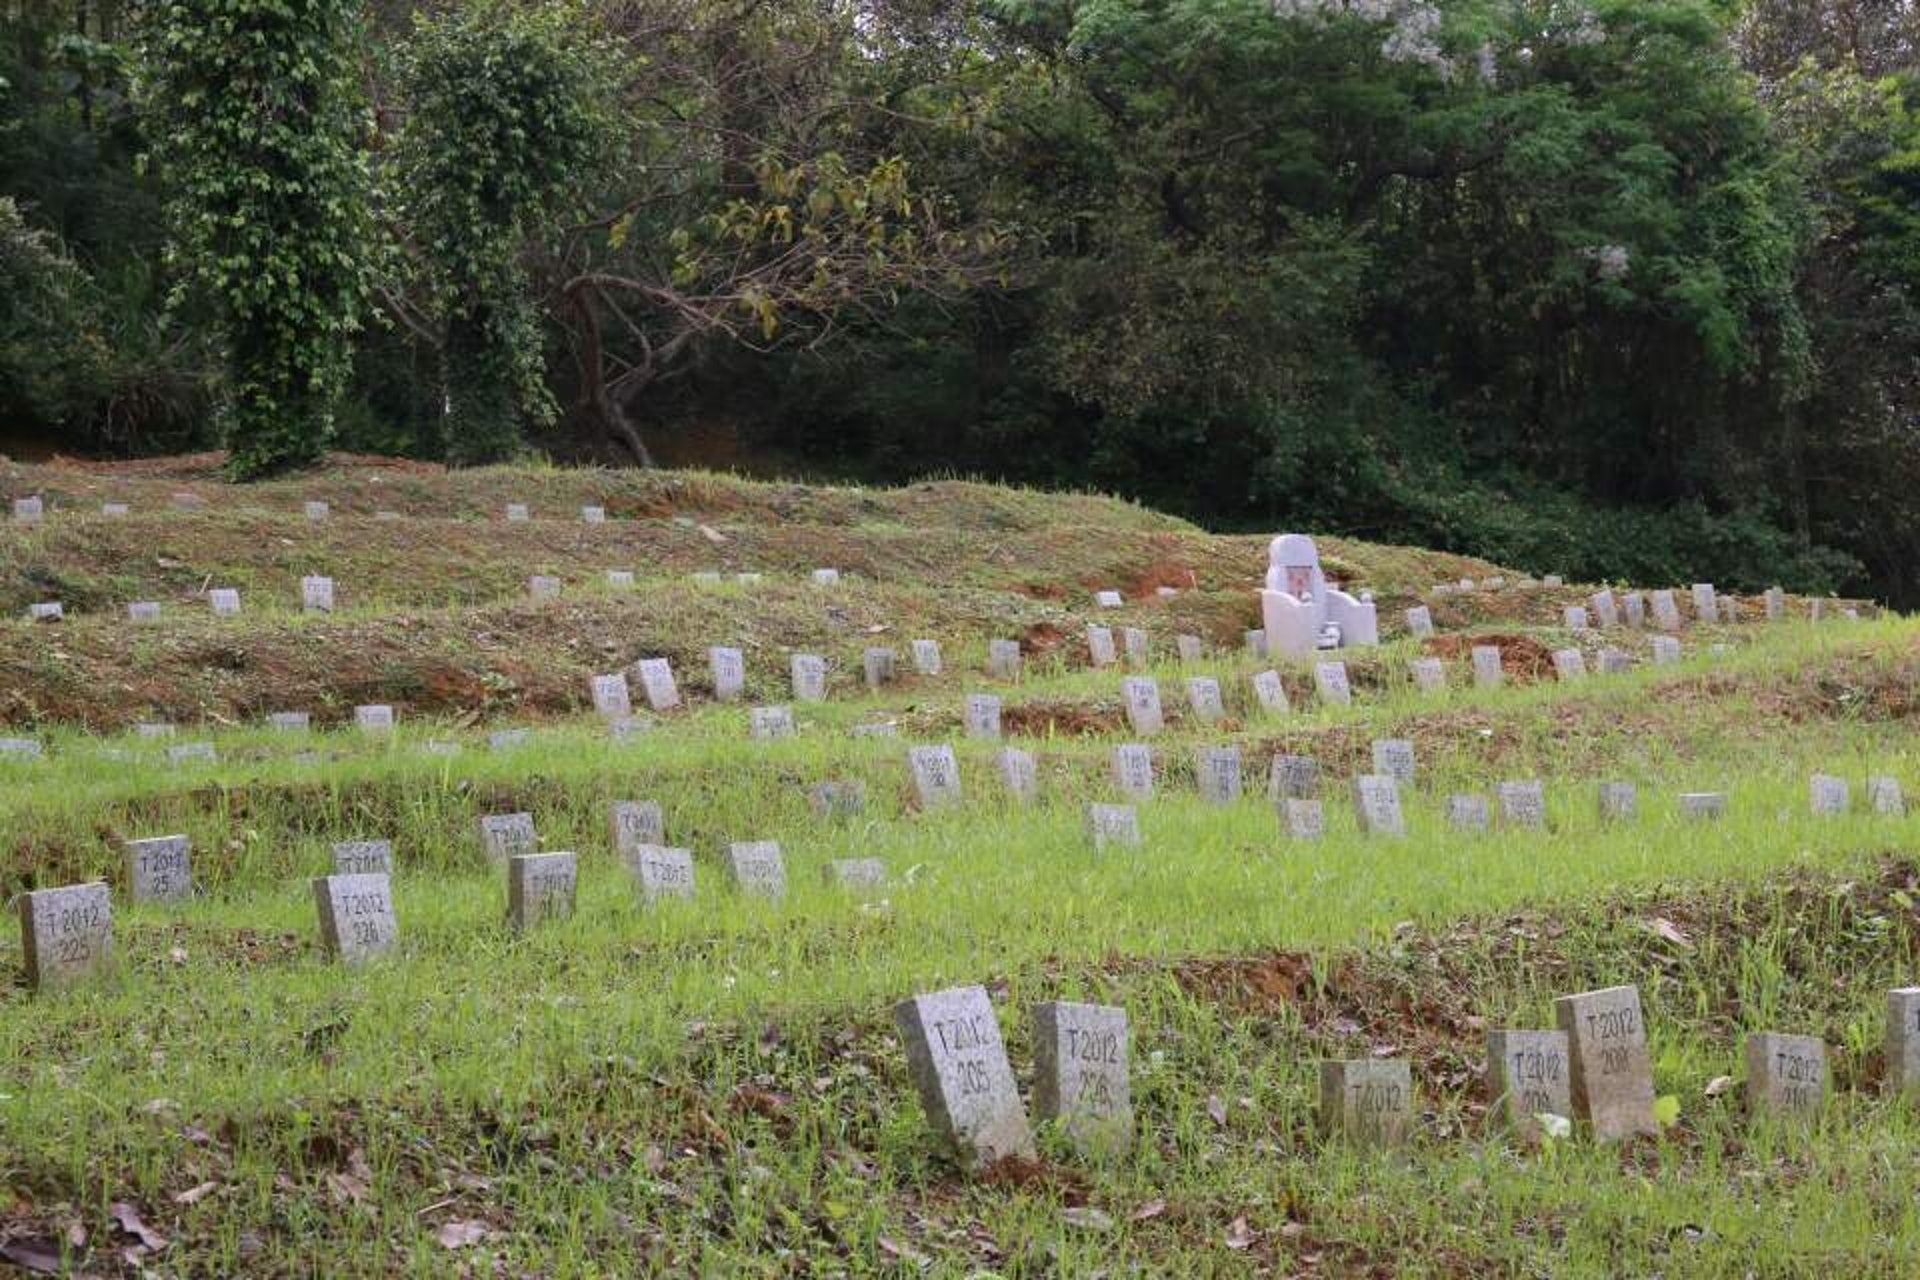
[3,0,1918,596]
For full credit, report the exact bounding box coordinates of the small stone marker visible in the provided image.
[1121,676,1164,735]
[996,748,1038,802]
[125,835,192,904]
[1598,781,1638,822]
[1447,794,1490,833]
[606,570,634,588]
[507,852,578,932]
[488,728,530,753]
[909,744,963,808]
[1591,590,1619,627]
[1197,745,1242,805]
[591,672,633,719]
[1542,574,1564,588]
[167,741,215,766]
[0,737,45,760]
[1765,587,1785,621]
[527,574,561,599]
[1679,791,1728,820]
[750,705,795,740]
[609,800,666,856]
[1623,592,1646,628]
[1405,605,1433,638]
[19,884,112,992]
[209,588,241,616]
[1563,606,1589,631]
[127,601,160,622]
[27,601,62,622]
[171,491,203,511]
[912,639,943,676]
[1269,754,1320,801]
[725,841,788,899]
[1486,1030,1573,1136]
[1245,629,1268,658]
[1319,1059,1412,1147]
[808,780,867,818]
[332,840,393,876]
[709,647,746,701]
[1250,669,1289,713]
[423,740,462,757]
[1718,597,1740,624]
[1869,776,1905,816]
[1372,738,1415,787]
[1650,635,1681,665]
[1410,657,1446,693]
[1746,1032,1825,1120]
[1313,661,1352,707]
[1033,1001,1132,1154]
[1471,645,1503,688]
[736,573,764,587]
[964,693,1003,741]
[1086,802,1142,850]
[811,567,841,587]
[864,647,898,689]
[988,639,1022,680]
[692,570,722,586]
[314,873,397,965]
[895,985,1037,1167]
[1175,634,1204,663]
[1111,744,1154,800]
[505,503,531,522]
[355,704,396,734]
[479,812,538,865]
[824,859,887,890]
[1352,774,1405,836]
[1185,677,1225,724]
[102,501,128,517]
[581,505,607,524]
[268,711,310,732]
[1094,590,1124,609]
[1691,582,1717,620]
[791,654,828,703]
[1086,626,1118,668]
[1552,648,1586,680]
[375,510,399,521]
[12,495,44,523]
[304,500,329,522]
[1886,989,1920,1094]
[1498,780,1547,828]
[1285,798,1325,839]
[135,722,175,739]
[627,844,696,903]
[608,717,650,743]
[1810,598,1827,622]
[1650,590,1681,631]
[1556,985,1658,1140]
[634,658,681,712]
[1599,647,1632,674]
[1123,628,1150,669]
[1809,773,1849,816]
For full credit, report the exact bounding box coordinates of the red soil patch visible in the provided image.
[1020,623,1066,655]
[1424,632,1554,681]
[1002,699,1126,738]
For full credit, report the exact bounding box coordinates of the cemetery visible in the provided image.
[3,457,1920,1271]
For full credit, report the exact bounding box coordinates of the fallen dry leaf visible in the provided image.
[1225,1215,1258,1250]
[109,1201,168,1252]
[1645,917,1693,948]
[173,1181,220,1207]
[0,1238,63,1275]
[1131,1199,1167,1222]
[1206,1094,1228,1128]
[1061,1207,1114,1232]
[1704,1075,1735,1098]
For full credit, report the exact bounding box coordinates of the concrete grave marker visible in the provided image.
[1372,738,1415,787]
[209,588,241,616]
[102,501,128,517]
[1094,590,1124,609]
[1599,647,1632,674]
[13,495,43,523]
[1121,677,1164,736]
[19,883,112,991]
[864,647,898,689]
[479,813,537,865]
[1869,776,1905,816]
[1086,803,1142,851]
[725,841,788,899]
[1591,590,1619,627]
[1765,588,1785,621]
[988,639,1023,680]
[1886,989,1920,1095]
[709,647,746,701]
[1405,605,1434,638]
[0,737,45,760]
[1185,677,1225,725]
[1746,1033,1825,1121]
[1542,574,1564,588]
[1197,745,1242,805]
[507,852,578,931]
[964,694,1003,741]
[27,602,62,622]
[1245,629,1269,658]
[1156,586,1179,599]
[1563,606,1590,631]
[1447,794,1491,833]
[790,654,828,703]
[1268,754,1320,801]
[634,658,681,712]
[1111,744,1154,801]
[608,717,650,743]
[1718,597,1740,624]
[332,840,393,877]
[527,574,562,599]
[1314,661,1352,707]
[127,601,161,622]
[171,492,203,511]
[909,744,963,808]
[1552,648,1587,680]
[1622,592,1645,629]
[1651,590,1681,631]
[1471,645,1504,689]
[167,741,215,766]
[1175,634,1204,663]
[1285,798,1325,839]
[609,801,666,856]
[135,722,175,739]
[1319,1059,1412,1147]
[1250,669,1290,713]
[808,780,867,819]
[313,873,397,965]
[355,704,396,734]
[1679,792,1727,820]
[125,835,192,904]
[1650,635,1681,665]
[304,500,329,522]
[1809,774,1850,816]
[1410,657,1446,692]
[422,739,462,756]
[1598,781,1638,822]
[996,748,1038,802]
[505,503,530,522]
[692,571,723,586]
[581,505,607,525]
[1486,1029,1572,1137]
[1033,1002,1133,1154]
[1691,583,1717,620]
[736,573,764,587]
[627,844,696,903]
[1811,598,1828,622]
[267,711,310,732]
[591,672,633,720]
[811,567,841,586]
[1352,774,1405,836]
[489,728,531,753]
[1556,985,1658,1140]
[1498,780,1547,828]
[824,859,887,890]
[1123,628,1150,670]
[894,985,1036,1167]
[750,705,796,740]
[1086,625,1118,668]
[912,639,943,676]
[606,570,635,588]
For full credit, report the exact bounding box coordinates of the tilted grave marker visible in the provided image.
[1590,590,1619,627]
[1285,798,1325,840]
[1121,676,1164,736]
[609,801,666,857]
[1447,794,1490,833]
[1372,738,1415,787]
[1314,661,1352,707]
[1746,1033,1826,1122]
[709,647,746,702]
[1650,590,1681,631]
[1486,1029,1572,1137]
[909,744,963,808]
[726,841,788,900]
[1563,606,1590,631]
[19,884,112,992]
[1269,754,1320,801]
[627,844,696,904]
[1111,744,1155,801]
[591,672,633,720]
[1319,1059,1412,1148]
[633,658,682,712]
[313,873,397,966]
[997,748,1038,802]
[1086,803,1143,851]
[894,985,1036,1167]
[1405,605,1434,638]
[1471,645,1504,689]
[1185,677,1225,725]
[1250,669,1290,713]
[988,639,1023,680]
[479,813,538,865]
[1556,985,1658,1140]
[507,852,578,932]
[1033,1001,1133,1155]
[1086,626,1118,669]
[1352,774,1406,836]
[332,840,394,877]
[125,835,192,904]
[791,654,828,703]
[964,693,1003,741]
[912,639,943,676]
[1197,745,1242,805]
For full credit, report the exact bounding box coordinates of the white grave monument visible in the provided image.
[1259,534,1378,659]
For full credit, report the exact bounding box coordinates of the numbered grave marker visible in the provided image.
[332,840,393,877]
[709,647,746,702]
[1447,794,1490,833]
[1556,985,1657,1140]
[1185,677,1225,725]
[301,575,334,613]
[20,884,112,992]
[1285,798,1325,840]
[634,658,681,712]
[1679,792,1727,820]
[1486,1029,1572,1138]
[996,748,1038,802]
[1268,754,1320,801]
[988,639,1022,680]
[1352,774,1405,836]
[479,813,538,865]
[125,835,192,904]
[1121,677,1164,736]
[1498,780,1547,829]
[1086,626,1118,668]
[791,654,828,703]
[1809,774,1849,816]
[1033,1002,1133,1155]
[1123,628,1150,670]
[1746,1032,1826,1122]
[1410,657,1446,693]
[1197,745,1242,805]
[1372,738,1415,787]
[824,859,887,890]
[1598,781,1638,822]
[1250,669,1289,713]
[1405,606,1433,638]
[1471,646,1504,689]
[725,841,788,900]
[912,639,943,676]
[314,873,397,966]
[627,844,696,904]
[1313,661,1352,707]
[864,647,898,689]
[750,705,795,741]
[1319,1059,1412,1148]
[894,985,1036,1167]
[507,852,578,932]
[1111,744,1154,801]
[1085,803,1142,851]
[909,744,963,808]
[808,780,867,819]
[609,801,666,856]
[964,694,1003,741]
[591,673,632,720]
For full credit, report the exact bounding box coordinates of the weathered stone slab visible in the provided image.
[1410,657,1446,693]
[1352,774,1405,836]
[267,710,311,733]
[1123,628,1150,670]
[0,737,44,760]
[102,501,128,517]
[1745,1032,1826,1121]
[127,601,161,622]
[1185,677,1225,724]
[1268,754,1320,801]
[894,985,1036,1167]
[1622,592,1645,628]
[581,505,607,524]
[1250,669,1289,713]
[1497,780,1546,829]
[355,704,396,734]
[1245,629,1268,658]
[1718,597,1741,624]
[208,587,241,616]
[332,840,393,876]
[1679,791,1727,820]
[1447,794,1490,833]
[1809,773,1850,816]
[167,741,216,766]
[1033,1001,1132,1154]
[1486,1029,1572,1136]
[479,812,538,865]
[808,780,867,819]
[1556,985,1658,1141]
[606,570,634,589]
[708,647,745,701]
[19,883,112,992]
[824,858,887,890]
[626,844,696,903]
[27,601,62,622]
[507,851,577,931]
[996,748,1038,802]
[1885,988,1920,1095]
[988,639,1022,680]
[304,500,329,522]
[1175,634,1204,663]
[1645,634,1681,665]
[301,575,334,613]
[1598,647,1632,674]
[1563,606,1589,630]
[1197,745,1242,805]
[790,654,828,702]
[607,717,650,743]
[1869,776,1905,816]
[591,672,633,719]
[1121,677,1164,736]
[1094,590,1123,609]
[1591,590,1619,627]
[527,574,562,599]
[964,694,1003,741]
[1313,661,1352,707]
[1765,587,1785,621]
[1691,583,1717,620]
[811,567,841,587]
[863,647,898,689]
[1471,645,1503,689]
[1371,738,1415,787]
[1650,590,1681,631]
[1284,798,1324,839]
[1086,802,1142,850]
[313,873,397,965]
[12,495,43,523]
[911,639,943,675]
[909,744,963,808]
[630,658,680,712]
[1319,1059,1412,1147]
[726,841,788,899]
[134,722,175,740]
[1542,574,1564,588]
[1086,626,1118,668]
[1405,606,1433,638]
[124,835,192,904]
[488,728,531,753]
[1111,744,1154,801]
[1552,648,1586,680]
[749,705,795,740]
[505,503,530,522]
[609,800,666,856]
[850,719,899,739]
[1598,781,1638,822]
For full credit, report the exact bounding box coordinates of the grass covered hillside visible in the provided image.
[1,455,1917,1276]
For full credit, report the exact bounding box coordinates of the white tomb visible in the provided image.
[1259,534,1377,659]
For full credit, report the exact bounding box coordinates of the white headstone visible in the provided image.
[1679,792,1727,820]
[505,503,530,522]
[1086,626,1118,668]
[1447,794,1491,833]
[987,640,1023,680]
[313,873,397,965]
[1598,781,1638,822]
[1086,803,1142,851]
[1622,592,1646,628]
[1764,587,1785,621]
[1809,774,1849,816]
[609,800,666,858]
[964,693,1003,741]
[127,601,161,622]
[1691,583,1716,620]
[1410,657,1446,692]
[355,704,395,734]
[1094,590,1124,609]
[791,654,828,703]
[1184,677,1225,725]
[909,744,963,808]
[27,602,63,622]
[1313,662,1352,707]
[1563,606,1589,631]
[1244,629,1269,659]
[811,568,842,587]
[1284,798,1324,840]
[1405,606,1434,638]
[864,647,898,689]
[606,570,634,588]
[332,840,393,877]
[894,985,1036,1167]
[1552,648,1586,680]
[507,851,578,931]
[1650,635,1681,665]
[1123,628,1150,669]
[1497,780,1547,829]
[590,672,632,719]
[634,658,682,712]
[1175,634,1204,663]
[627,844,696,904]
[125,835,192,904]
[1371,738,1415,787]
[1590,590,1619,628]
[1031,1001,1133,1154]
[209,588,241,616]
[1121,677,1163,735]
[301,575,335,613]
[1250,669,1290,713]
[479,812,538,865]
[1869,776,1905,816]
[726,841,788,900]
[12,496,44,523]
[304,500,329,522]
[911,639,943,676]
[709,647,746,701]
[1111,744,1154,801]
[1352,775,1405,836]
[1197,745,1242,805]
[749,705,795,741]
[1268,754,1319,801]
[1471,645,1504,689]
[581,505,607,525]
[527,574,562,599]
[19,883,112,991]
[1650,590,1681,631]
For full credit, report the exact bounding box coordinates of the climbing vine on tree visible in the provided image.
[138,0,375,478]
